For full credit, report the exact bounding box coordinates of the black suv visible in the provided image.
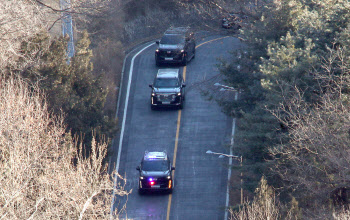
[155,27,196,66]
[149,69,186,110]
[136,151,175,194]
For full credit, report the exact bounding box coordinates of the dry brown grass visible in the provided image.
[91,39,124,115]
[0,74,129,219]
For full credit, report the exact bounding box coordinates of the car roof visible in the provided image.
[156,69,179,78]
[144,151,168,160]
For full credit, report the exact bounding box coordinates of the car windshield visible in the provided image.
[142,160,169,171]
[154,78,179,88]
[160,34,185,45]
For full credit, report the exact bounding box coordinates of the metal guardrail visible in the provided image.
[60,0,75,62]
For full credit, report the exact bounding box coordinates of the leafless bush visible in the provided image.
[333,206,350,220]
[123,10,179,43]
[121,0,237,44]
[92,39,124,113]
[0,74,129,219]
[0,0,114,71]
[229,176,283,220]
[70,0,112,29]
[0,0,50,69]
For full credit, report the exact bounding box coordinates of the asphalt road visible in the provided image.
[111,34,241,220]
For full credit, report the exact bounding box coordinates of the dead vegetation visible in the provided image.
[0,74,129,219]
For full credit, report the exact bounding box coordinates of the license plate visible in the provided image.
[151,185,160,188]
[165,57,173,61]
[162,101,170,104]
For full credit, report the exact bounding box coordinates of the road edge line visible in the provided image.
[110,42,154,219]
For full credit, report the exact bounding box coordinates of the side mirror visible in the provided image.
[171,167,175,171]
[182,83,186,87]
[149,84,153,88]
[136,166,140,171]
[156,40,160,44]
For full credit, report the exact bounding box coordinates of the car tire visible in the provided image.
[156,60,160,67]
[138,189,145,195]
[179,102,183,109]
[151,105,156,110]
[192,50,195,59]
[182,54,187,66]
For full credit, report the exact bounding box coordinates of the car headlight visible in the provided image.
[140,176,144,180]
[167,175,171,179]
[177,92,181,96]
[155,49,159,53]
[180,49,185,53]
[152,93,156,97]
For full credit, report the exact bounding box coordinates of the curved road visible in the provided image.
[111,34,241,220]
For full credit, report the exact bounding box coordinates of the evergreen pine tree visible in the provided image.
[18,31,117,150]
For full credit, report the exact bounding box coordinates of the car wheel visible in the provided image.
[182,54,187,66]
[151,105,156,110]
[138,189,145,195]
[179,102,183,109]
[156,60,160,66]
[192,50,195,59]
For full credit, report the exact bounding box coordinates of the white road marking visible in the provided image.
[110,36,237,219]
[110,42,155,219]
[224,118,236,220]
[192,158,196,176]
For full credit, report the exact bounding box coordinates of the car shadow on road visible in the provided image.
[151,106,180,112]
[138,191,172,197]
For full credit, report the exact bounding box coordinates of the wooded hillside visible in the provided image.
[0,1,128,218]
[2,0,349,218]
[218,0,350,218]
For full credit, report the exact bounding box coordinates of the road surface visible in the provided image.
[111,33,241,220]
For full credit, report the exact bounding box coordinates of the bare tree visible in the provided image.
[333,206,350,220]
[0,0,49,69]
[269,48,350,208]
[0,74,129,219]
[229,176,284,220]
[0,0,113,71]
